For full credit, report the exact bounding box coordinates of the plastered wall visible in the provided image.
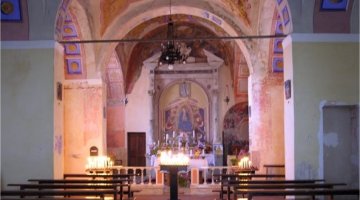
[53,42,65,178]
[125,67,152,165]
[283,34,359,179]
[63,80,105,173]
[1,42,55,188]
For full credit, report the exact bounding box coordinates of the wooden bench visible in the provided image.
[63,173,134,180]
[244,188,359,200]
[213,173,285,199]
[27,179,134,199]
[233,183,347,199]
[1,189,116,200]
[215,179,325,200]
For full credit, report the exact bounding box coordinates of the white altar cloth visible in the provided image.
[152,156,209,170]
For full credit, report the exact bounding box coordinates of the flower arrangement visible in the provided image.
[148,143,160,157]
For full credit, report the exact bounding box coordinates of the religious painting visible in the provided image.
[223,102,249,164]
[164,102,206,138]
[178,106,193,132]
[1,0,21,21]
[164,108,176,131]
[285,80,291,99]
[179,82,191,97]
[321,0,348,11]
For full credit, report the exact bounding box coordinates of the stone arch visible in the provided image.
[222,102,249,164]
[97,6,255,82]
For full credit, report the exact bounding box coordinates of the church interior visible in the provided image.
[1,0,359,199]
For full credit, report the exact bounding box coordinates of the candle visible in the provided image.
[166,134,168,144]
[193,130,195,138]
[173,131,175,138]
[202,149,205,155]
[158,140,160,145]
[190,149,193,156]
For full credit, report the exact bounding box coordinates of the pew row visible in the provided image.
[242,188,359,200]
[1,189,116,200]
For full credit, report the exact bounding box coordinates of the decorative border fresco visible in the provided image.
[321,0,348,11]
[282,6,290,25]
[273,38,283,54]
[66,58,82,74]
[1,0,21,21]
[272,56,284,73]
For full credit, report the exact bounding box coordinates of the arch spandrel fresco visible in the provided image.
[223,102,249,158]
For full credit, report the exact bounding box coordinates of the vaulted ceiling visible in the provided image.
[60,0,272,95]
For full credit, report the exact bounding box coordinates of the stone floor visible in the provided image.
[134,194,283,200]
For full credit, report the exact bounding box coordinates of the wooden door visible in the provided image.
[127,132,146,167]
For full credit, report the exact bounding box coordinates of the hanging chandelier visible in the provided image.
[159,0,183,69]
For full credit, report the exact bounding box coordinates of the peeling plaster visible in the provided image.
[323,132,339,147]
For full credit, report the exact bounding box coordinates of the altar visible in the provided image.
[151,154,214,186]
[151,154,214,169]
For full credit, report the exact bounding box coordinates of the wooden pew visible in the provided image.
[245,188,359,200]
[212,173,286,199]
[233,182,347,199]
[27,179,132,200]
[1,189,116,200]
[63,174,141,197]
[63,173,134,180]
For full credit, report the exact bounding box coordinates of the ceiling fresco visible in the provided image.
[115,14,236,94]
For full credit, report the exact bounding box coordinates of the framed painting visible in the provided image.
[284,80,291,100]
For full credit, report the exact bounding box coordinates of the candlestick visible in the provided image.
[173,131,175,138]
[192,130,195,138]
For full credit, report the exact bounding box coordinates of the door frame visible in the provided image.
[127,132,146,167]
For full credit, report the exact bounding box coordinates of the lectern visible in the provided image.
[160,165,187,200]
[159,151,189,200]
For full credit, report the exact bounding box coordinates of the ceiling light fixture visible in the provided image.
[158,0,187,69]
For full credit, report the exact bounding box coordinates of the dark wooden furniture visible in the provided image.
[160,165,188,200]
[245,188,359,200]
[233,183,347,199]
[215,177,325,200]
[1,189,116,200]
[63,173,134,180]
[27,179,133,200]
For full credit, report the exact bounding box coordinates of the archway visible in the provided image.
[222,102,249,166]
